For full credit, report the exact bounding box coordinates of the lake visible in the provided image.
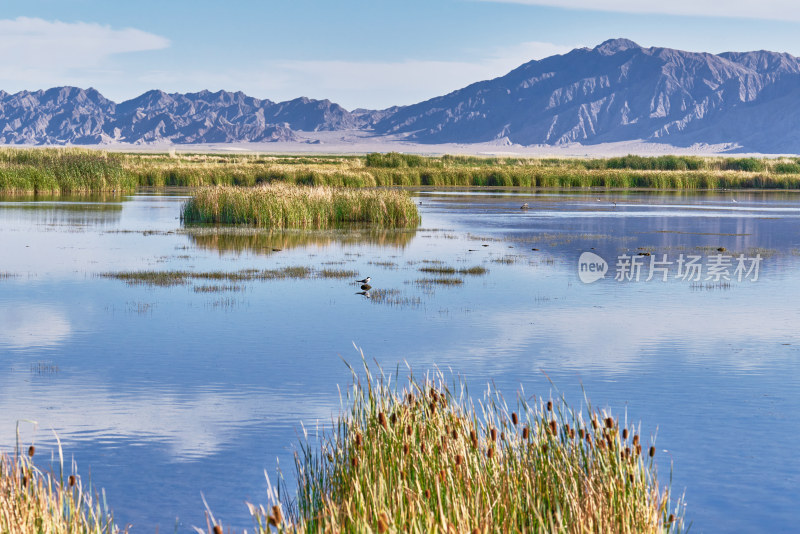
[1,190,799,533]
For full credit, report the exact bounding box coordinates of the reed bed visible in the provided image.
[2,148,800,193]
[0,148,136,194]
[181,184,421,229]
[236,361,686,534]
[0,442,122,533]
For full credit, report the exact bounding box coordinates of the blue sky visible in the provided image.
[1,0,799,109]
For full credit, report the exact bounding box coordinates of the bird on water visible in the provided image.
[356,276,371,284]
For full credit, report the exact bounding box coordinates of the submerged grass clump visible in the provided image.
[181,184,421,229]
[0,441,122,533]
[415,277,465,287]
[239,361,685,533]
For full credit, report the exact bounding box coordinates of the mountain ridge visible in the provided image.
[1,38,798,152]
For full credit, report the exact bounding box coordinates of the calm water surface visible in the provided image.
[1,190,799,533]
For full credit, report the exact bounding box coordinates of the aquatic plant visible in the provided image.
[236,360,686,533]
[0,435,123,533]
[181,184,421,229]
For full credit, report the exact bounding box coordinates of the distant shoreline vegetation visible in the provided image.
[2,148,800,194]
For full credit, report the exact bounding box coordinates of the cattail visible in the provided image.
[490,428,497,441]
[22,475,28,487]
[605,417,614,429]
[379,412,387,429]
[268,516,278,527]
[28,445,35,457]
[439,469,446,481]
[501,432,506,441]
[569,428,575,439]
[622,428,629,440]
[407,393,414,404]
[625,447,631,459]
[421,442,426,453]
[407,425,412,436]
[425,489,431,499]
[629,474,634,484]
[579,428,585,439]
[592,418,599,429]
[487,447,494,459]
[549,420,557,435]
[649,446,656,458]
[633,434,640,446]
[636,444,642,455]
[598,440,606,450]
[68,475,76,487]
[522,426,530,440]
[429,402,436,414]
[542,443,548,453]
[355,433,363,447]
[391,412,397,425]
[430,387,437,399]
[455,454,463,466]
[470,429,477,442]
[378,512,389,533]
[511,412,519,425]
[272,506,282,524]
[404,442,410,455]
[546,400,553,412]
[451,428,458,440]
[668,514,676,523]
[472,529,480,534]
[352,456,359,468]
[214,525,223,534]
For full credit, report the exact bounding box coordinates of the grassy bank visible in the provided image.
[0,444,122,533]
[235,362,686,533]
[2,148,800,193]
[181,184,421,228]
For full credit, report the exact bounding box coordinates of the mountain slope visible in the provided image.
[1,39,799,151]
[371,38,800,150]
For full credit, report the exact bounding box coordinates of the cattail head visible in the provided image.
[629,474,634,484]
[68,475,76,487]
[271,506,282,524]
[439,469,446,481]
[391,412,397,425]
[622,428,629,440]
[633,434,640,446]
[636,444,642,455]
[351,456,359,468]
[470,429,477,442]
[511,412,519,425]
[490,428,497,442]
[451,428,458,440]
[421,442,426,453]
[429,402,436,414]
[404,442,410,455]
[424,489,431,499]
[592,418,599,429]
[28,445,35,458]
[378,412,387,429]
[487,447,494,459]
[407,425,412,436]
[569,428,575,439]
[501,432,506,441]
[579,428,585,439]
[378,512,389,533]
[549,420,557,435]
[668,514,676,523]
[625,447,631,459]
[22,475,28,487]
[355,432,363,447]
[649,446,656,458]
[213,525,223,534]
[605,417,614,429]
[455,454,463,466]
[522,426,530,440]
[542,443,548,453]
[546,400,553,412]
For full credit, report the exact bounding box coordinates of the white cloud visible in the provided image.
[478,0,800,21]
[0,17,169,89]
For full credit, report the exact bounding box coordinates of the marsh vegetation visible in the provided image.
[4,148,800,194]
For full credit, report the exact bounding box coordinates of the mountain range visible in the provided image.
[2,38,799,153]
